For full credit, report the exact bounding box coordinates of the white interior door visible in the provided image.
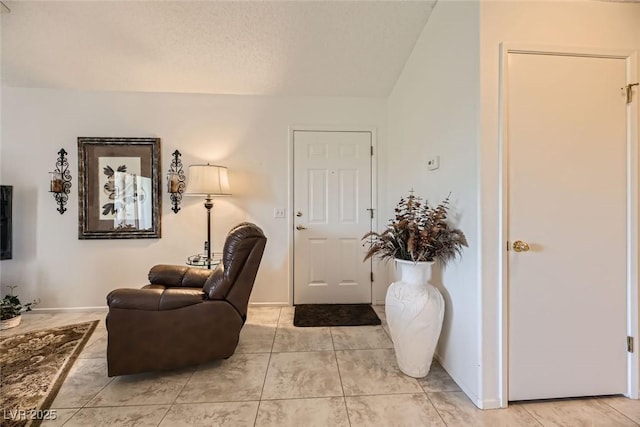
[293,130,372,304]
[507,52,628,400]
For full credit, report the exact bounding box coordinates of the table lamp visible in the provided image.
[185,164,231,268]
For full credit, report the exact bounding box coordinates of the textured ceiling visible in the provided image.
[1,1,436,97]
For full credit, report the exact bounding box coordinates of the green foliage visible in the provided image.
[363,192,468,265]
[1,286,39,320]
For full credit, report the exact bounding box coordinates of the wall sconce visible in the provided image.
[167,150,185,213]
[50,148,72,214]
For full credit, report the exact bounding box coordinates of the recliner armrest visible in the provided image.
[159,288,206,310]
[107,288,163,310]
[107,288,205,311]
[148,264,212,288]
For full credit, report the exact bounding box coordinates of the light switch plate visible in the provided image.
[274,207,286,218]
[427,155,440,171]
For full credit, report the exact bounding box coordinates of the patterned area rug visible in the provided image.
[294,304,381,327]
[0,321,98,427]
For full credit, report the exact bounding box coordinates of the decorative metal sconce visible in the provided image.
[49,148,72,214]
[167,150,186,213]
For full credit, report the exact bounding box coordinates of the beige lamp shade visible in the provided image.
[185,164,231,196]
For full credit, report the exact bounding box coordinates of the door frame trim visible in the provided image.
[498,43,639,406]
[287,125,378,306]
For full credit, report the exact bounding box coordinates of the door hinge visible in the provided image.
[624,83,639,104]
[370,272,374,282]
[370,146,374,156]
[628,336,634,353]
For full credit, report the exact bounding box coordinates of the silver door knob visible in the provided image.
[296,225,307,231]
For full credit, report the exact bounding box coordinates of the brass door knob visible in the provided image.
[512,240,530,252]
[296,225,307,231]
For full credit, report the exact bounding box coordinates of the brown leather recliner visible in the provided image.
[106,222,267,376]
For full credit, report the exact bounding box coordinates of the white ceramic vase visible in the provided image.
[385,259,445,378]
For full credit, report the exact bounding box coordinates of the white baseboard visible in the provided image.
[249,302,290,307]
[478,398,503,410]
[32,303,290,312]
[30,306,108,313]
[250,302,384,307]
[434,354,499,410]
[33,302,380,312]
[624,390,640,400]
[434,355,504,409]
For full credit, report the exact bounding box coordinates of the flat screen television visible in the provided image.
[1,185,12,260]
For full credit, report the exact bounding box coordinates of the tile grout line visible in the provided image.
[55,324,114,424]
[65,316,174,425]
[154,405,174,427]
[517,402,550,427]
[75,373,115,410]
[370,310,455,427]
[375,306,395,343]
[30,309,640,426]
[58,407,82,427]
[330,327,353,427]
[155,367,198,426]
[253,307,282,427]
[258,390,437,401]
[424,392,452,427]
[376,307,452,425]
[58,403,184,409]
[595,399,640,426]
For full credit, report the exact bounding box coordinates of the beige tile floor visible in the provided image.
[4,306,640,426]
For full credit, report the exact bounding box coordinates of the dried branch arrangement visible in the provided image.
[363,191,467,265]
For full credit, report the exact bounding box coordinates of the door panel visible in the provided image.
[309,169,328,223]
[339,170,358,223]
[507,53,627,400]
[294,130,372,304]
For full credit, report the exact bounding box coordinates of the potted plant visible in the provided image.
[1,285,39,330]
[362,191,467,378]
[363,191,467,264]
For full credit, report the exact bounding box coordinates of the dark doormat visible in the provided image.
[294,304,381,327]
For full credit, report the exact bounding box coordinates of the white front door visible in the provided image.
[293,130,372,304]
[506,52,629,400]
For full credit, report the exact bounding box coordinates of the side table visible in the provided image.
[186,253,221,269]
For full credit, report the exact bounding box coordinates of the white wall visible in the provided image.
[480,0,640,408]
[0,87,386,308]
[387,0,481,405]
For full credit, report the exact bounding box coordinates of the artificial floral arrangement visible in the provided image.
[1,285,39,321]
[363,191,468,265]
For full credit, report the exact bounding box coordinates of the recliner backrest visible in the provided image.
[203,222,267,317]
